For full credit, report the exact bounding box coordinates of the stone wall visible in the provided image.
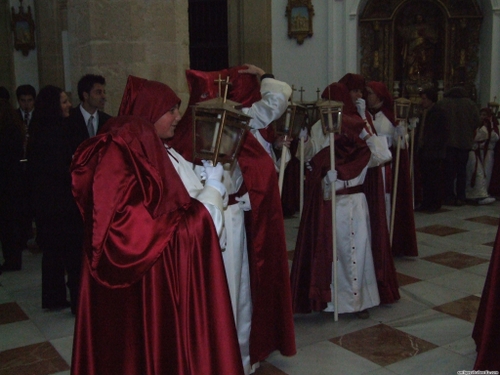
[67,0,190,115]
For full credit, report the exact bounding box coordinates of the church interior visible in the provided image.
[1,0,500,373]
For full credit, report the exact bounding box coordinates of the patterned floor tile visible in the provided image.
[432,295,480,323]
[416,225,468,237]
[329,324,438,367]
[255,361,288,375]
[396,272,421,287]
[465,215,500,226]
[421,251,489,269]
[0,302,29,325]
[0,342,69,375]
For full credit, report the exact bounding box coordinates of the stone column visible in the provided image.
[67,0,190,115]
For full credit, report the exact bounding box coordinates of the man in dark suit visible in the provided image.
[68,74,112,147]
[15,84,37,252]
[15,84,36,137]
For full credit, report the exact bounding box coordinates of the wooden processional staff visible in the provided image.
[389,98,412,245]
[318,98,343,321]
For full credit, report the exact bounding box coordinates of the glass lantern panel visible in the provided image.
[396,105,410,119]
[274,108,291,136]
[320,109,341,133]
[289,106,308,138]
[194,112,221,157]
[218,122,246,164]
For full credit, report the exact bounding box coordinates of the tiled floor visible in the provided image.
[1,201,498,375]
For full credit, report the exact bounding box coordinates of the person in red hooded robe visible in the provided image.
[472,219,500,371]
[297,77,400,308]
[365,81,418,257]
[167,64,296,374]
[70,76,244,375]
[291,81,395,319]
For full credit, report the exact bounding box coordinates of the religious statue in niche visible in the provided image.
[398,14,438,83]
[286,0,314,45]
[11,0,36,56]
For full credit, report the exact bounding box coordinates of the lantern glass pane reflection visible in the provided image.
[317,100,343,134]
[192,105,250,167]
[394,97,412,121]
[274,104,308,139]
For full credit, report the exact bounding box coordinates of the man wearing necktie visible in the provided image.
[15,84,36,138]
[67,74,112,148]
[15,84,37,253]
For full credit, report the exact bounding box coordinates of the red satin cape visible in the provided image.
[473,224,500,370]
[70,117,243,375]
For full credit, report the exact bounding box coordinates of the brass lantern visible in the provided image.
[192,77,251,168]
[317,100,343,134]
[394,97,412,122]
[273,102,308,139]
[487,96,499,117]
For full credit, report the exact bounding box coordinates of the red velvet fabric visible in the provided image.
[391,145,418,256]
[71,106,243,372]
[365,85,418,257]
[363,116,401,303]
[338,73,366,93]
[169,67,296,363]
[167,66,262,160]
[321,82,358,116]
[473,223,500,370]
[290,118,380,313]
[119,75,181,124]
[366,81,396,125]
[281,139,301,217]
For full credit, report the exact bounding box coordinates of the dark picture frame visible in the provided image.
[11,1,36,56]
[286,0,314,45]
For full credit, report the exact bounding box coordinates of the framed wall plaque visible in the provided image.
[286,0,314,45]
[11,0,36,56]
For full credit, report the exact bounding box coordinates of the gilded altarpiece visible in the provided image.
[359,0,482,105]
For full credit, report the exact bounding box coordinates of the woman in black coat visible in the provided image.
[27,85,83,313]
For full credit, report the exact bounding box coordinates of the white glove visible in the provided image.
[408,117,419,130]
[356,98,367,120]
[299,127,308,141]
[326,169,337,184]
[394,124,407,138]
[306,161,313,172]
[200,160,224,182]
[235,192,251,211]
